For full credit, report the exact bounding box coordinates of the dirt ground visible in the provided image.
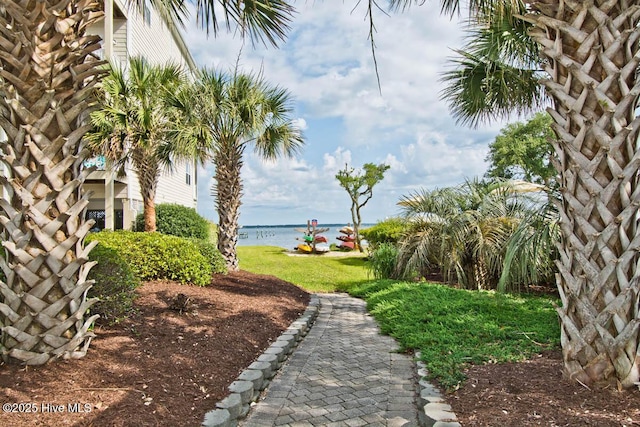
[0,270,638,426]
[0,271,309,427]
[448,349,640,427]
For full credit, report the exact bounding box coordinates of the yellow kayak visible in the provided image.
[297,243,313,253]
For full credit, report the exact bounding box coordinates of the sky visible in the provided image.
[182,1,510,226]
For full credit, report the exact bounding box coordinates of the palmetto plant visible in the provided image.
[397,179,544,291]
[172,69,304,270]
[86,57,195,232]
[392,0,640,388]
[0,0,297,365]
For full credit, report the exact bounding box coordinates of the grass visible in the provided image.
[237,246,370,292]
[347,280,560,390]
[237,245,561,390]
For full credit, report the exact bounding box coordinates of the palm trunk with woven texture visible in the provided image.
[0,0,105,364]
[133,153,160,233]
[214,142,243,271]
[527,0,640,387]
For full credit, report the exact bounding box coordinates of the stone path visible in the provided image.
[240,293,419,427]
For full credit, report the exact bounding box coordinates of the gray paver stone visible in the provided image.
[216,393,243,419]
[264,346,287,362]
[248,361,273,379]
[423,402,458,423]
[238,369,264,397]
[228,380,254,405]
[256,353,278,371]
[202,409,231,427]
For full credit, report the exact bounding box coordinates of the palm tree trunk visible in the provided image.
[134,156,160,233]
[0,0,105,364]
[527,0,640,387]
[214,143,244,271]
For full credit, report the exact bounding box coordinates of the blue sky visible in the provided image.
[182,2,509,226]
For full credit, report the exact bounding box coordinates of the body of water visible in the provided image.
[236,224,374,250]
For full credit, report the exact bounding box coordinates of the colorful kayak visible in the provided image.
[297,243,313,253]
[339,226,354,235]
[314,235,328,243]
[338,241,355,250]
[337,235,355,242]
[314,244,330,253]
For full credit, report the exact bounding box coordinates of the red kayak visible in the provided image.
[314,235,328,243]
[337,235,355,242]
[338,241,355,250]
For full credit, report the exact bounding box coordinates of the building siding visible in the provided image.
[83,0,199,229]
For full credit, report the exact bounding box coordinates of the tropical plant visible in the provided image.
[367,243,404,280]
[171,69,304,270]
[0,0,106,365]
[391,0,640,387]
[335,163,390,252]
[397,179,550,291]
[0,0,296,365]
[87,57,198,232]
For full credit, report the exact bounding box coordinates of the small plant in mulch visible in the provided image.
[168,293,195,314]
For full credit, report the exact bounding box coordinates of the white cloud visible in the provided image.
[186,2,507,225]
[292,117,308,130]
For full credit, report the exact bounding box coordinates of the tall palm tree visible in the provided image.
[392,0,640,388]
[172,69,304,270]
[86,57,197,232]
[0,0,296,365]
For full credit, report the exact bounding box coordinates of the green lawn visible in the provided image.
[237,245,561,390]
[237,246,370,292]
[347,280,560,390]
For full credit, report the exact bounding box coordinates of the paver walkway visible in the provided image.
[240,293,419,427]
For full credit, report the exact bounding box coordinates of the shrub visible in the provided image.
[87,231,212,286]
[367,243,402,279]
[134,203,210,240]
[87,244,141,325]
[190,239,227,274]
[360,218,408,250]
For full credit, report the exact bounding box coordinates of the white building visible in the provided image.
[83,0,198,230]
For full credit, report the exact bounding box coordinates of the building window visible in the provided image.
[143,0,151,26]
[186,162,192,186]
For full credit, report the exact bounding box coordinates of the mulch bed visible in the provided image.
[0,271,309,427]
[0,270,638,426]
[447,350,640,426]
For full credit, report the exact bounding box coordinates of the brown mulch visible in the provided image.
[447,350,640,427]
[1,271,638,426]
[0,271,309,427]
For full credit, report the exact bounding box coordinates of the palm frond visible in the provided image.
[440,49,545,127]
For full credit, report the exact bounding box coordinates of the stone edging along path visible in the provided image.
[201,294,460,427]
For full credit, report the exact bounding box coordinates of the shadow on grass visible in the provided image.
[334,257,368,267]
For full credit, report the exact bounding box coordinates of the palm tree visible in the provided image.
[0,0,296,365]
[86,57,197,232]
[172,70,304,271]
[391,0,640,388]
[397,179,540,290]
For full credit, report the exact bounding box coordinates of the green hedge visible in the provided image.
[190,238,227,274]
[86,231,212,286]
[87,244,141,325]
[134,203,210,240]
[360,218,408,249]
